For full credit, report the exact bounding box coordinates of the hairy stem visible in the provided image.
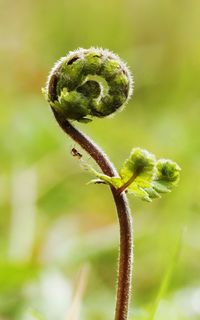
[52,109,133,320]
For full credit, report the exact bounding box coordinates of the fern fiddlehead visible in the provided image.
[43,47,180,320]
[45,47,133,122]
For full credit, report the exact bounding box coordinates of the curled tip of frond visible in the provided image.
[155,159,181,183]
[44,47,133,122]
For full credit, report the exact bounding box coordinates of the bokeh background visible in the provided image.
[0,0,200,319]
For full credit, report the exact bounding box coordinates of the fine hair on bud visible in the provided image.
[44,47,133,122]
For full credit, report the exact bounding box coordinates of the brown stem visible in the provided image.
[52,109,133,320]
[117,173,138,195]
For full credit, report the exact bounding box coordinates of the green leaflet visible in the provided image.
[119,148,156,182]
[86,164,122,188]
[88,148,181,203]
[152,181,172,193]
[117,148,156,201]
[143,187,161,199]
[128,184,152,202]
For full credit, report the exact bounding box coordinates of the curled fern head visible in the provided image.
[44,48,133,122]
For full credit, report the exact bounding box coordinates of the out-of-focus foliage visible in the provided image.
[0,0,200,319]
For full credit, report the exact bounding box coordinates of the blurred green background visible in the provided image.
[0,0,200,319]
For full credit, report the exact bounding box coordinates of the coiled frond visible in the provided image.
[44,48,133,122]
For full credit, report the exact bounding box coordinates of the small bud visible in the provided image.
[155,159,181,184]
[44,48,133,122]
[125,148,156,179]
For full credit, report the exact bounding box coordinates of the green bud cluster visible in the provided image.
[44,48,133,122]
[155,159,181,183]
[89,147,181,202]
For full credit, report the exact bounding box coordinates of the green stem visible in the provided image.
[52,109,133,320]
